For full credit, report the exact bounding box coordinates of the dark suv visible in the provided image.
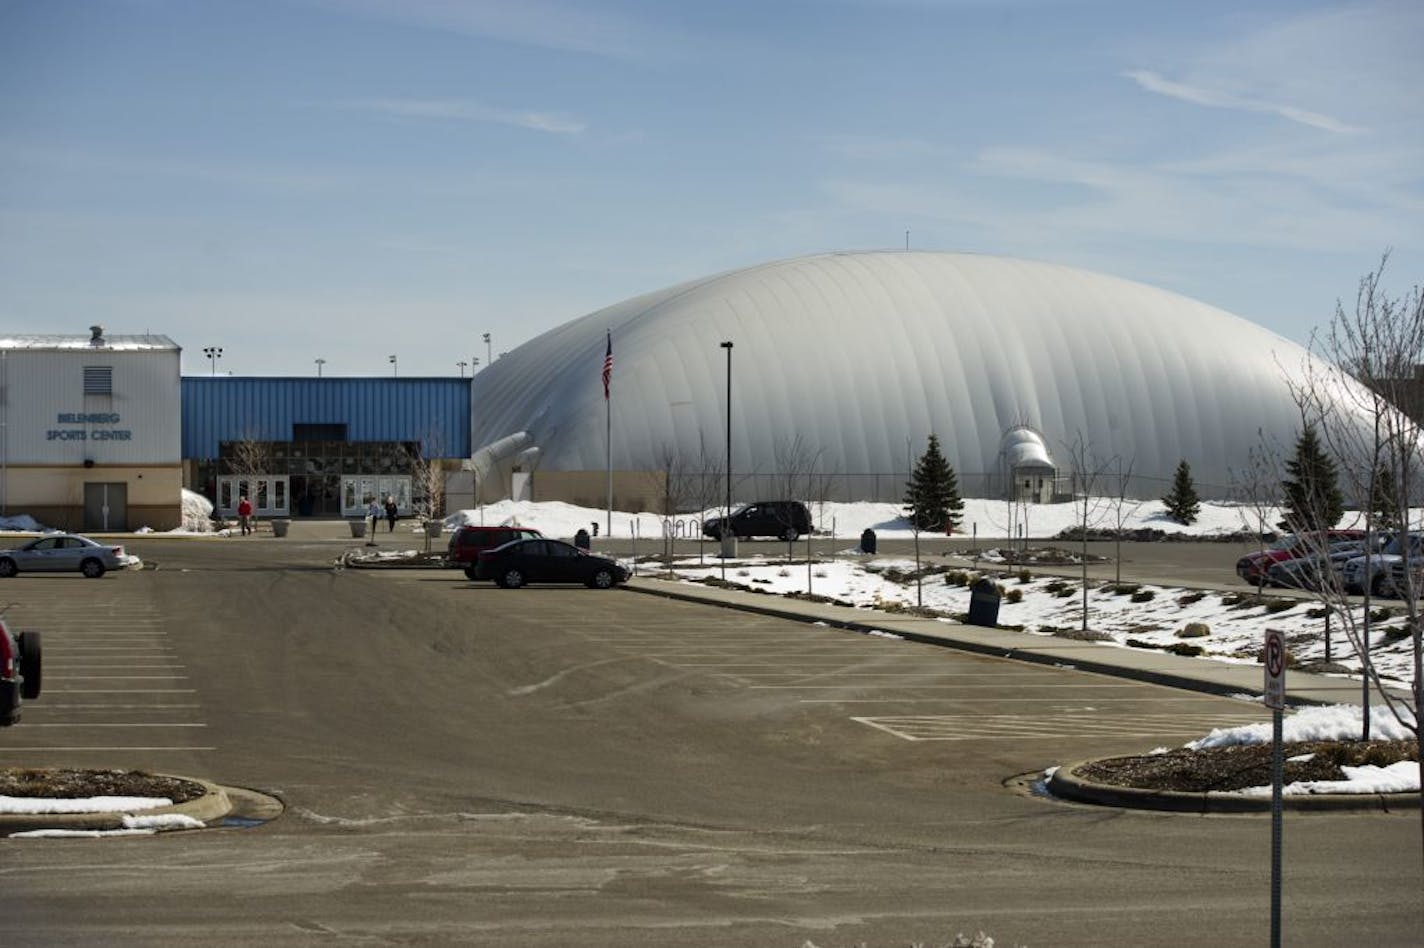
[448,526,543,578]
[703,501,814,542]
[1,615,41,726]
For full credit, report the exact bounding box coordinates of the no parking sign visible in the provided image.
[1264,628,1286,710]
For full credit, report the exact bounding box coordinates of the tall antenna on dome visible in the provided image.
[905,229,910,251]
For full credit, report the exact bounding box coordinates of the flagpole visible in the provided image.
[603,331,613,538]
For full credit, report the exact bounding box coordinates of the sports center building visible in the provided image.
[3,251,1385,530]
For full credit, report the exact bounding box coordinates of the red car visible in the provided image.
[1,615,41,726]
[1236,530,1365,586]
[446,525,543,579]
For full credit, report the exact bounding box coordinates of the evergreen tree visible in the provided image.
[1161,459,1200,525]
[1278,425,1344,533]
[1370,463,1402,534]
[904,434,964,532]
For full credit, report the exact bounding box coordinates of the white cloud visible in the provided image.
[343,98,587,134]
[1123,69,1360,135]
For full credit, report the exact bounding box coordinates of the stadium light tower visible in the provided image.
[203,346,222,376]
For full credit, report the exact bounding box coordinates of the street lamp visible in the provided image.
[315,358,326,378]
[483,332,492,367]
[203,346,222,376]
[457,360,468,377]
[388,354,397,378]
[720,340,734,574]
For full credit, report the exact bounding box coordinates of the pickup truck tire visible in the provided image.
[18,630,40,700]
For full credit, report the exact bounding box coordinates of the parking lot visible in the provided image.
[0,536,1419,946]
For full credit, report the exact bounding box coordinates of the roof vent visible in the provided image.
[89,325,105,346]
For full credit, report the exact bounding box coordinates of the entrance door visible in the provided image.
[216,476,290,517]
[83,482,128,532]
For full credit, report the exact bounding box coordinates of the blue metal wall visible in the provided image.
[181,377,471,459]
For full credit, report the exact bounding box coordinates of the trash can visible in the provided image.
[271,518,291,538]
[720,532,738,558]
[860,528,877,554]
[349,519,367,538]
[574,528,591,550]
[967,578,1001,627]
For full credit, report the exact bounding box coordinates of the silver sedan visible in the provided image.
[0,534,138,579]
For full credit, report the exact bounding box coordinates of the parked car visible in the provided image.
[474,538,630,589]
[447,525,543,579]
[0,533,137,579]
[1265,536,1387,590]
[702,501,813,542]
[1341,532,1424,596]
[1,615,41,726]
[1235,530,1365,586]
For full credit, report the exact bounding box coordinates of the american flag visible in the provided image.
[601,331,613,400]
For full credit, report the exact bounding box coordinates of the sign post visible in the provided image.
[1264,628,1286,948]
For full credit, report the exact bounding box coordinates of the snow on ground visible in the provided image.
[0,795,174,814]
[446,497,1272,542]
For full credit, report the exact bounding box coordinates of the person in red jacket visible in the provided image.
[237,495,254,536]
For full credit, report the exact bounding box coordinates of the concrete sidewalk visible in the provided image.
[624,575,1408,709]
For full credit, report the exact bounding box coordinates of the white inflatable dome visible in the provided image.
[471,251,1347,499]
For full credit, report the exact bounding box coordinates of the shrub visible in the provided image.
[1262,598,1295,615]
[1055,585,1076,598]
[1164,642,1205,657]
[1178,591,1207,605]
[1306,607,1329,620]
[1004,587,1023,603]
[1131,589,1156,603]
[1017,568,1032,584]
[1045,579,1069,594]
[1111,582,1141,595]
[1177,622,1211,638]
[946,570,971,586]
[1370,606,1397,622]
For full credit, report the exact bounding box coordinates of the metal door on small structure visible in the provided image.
[83,482,128,532]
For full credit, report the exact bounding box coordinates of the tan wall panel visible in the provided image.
[531,471,664,513]
[2,465,183,531]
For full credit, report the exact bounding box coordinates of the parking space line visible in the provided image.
[0,747,216,752]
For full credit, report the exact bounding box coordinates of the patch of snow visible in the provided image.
[122,812,204,831]
[1234,761,1420,796]
[0,795,173,814]
[1187,705,1416,749]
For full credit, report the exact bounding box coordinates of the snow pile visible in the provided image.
[0,513,50,532]
[179,488,215,532]
[122,812,204,831]
[1188,704,1416,749]
[0,794,173,814]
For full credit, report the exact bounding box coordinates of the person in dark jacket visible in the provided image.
[384,495,398,532]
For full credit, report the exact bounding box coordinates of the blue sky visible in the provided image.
[1,0,1420,377]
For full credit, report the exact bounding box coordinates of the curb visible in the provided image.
[1047,761,1421,813]
[1,775,234,835]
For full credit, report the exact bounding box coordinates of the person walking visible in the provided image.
[366,497,380,545]
[237,495,253,536]
[384,495,398,533]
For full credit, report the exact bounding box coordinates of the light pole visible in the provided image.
[483,332,492,367]
[720,340,734,572]
[203,346,222,376]
[315,358,325,378]
[457,360,468,377]
[388,354,397,378]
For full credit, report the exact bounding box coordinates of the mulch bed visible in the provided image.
[1075,740,1418,793]
[0,768,207,803]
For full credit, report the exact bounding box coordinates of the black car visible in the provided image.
[1,615,41,726]
[702,500,813,542]
[473,538,630,589]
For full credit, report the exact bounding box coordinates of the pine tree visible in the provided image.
[1278,425,1343,533]
[904,434,964,533]
[1370,463,1402,534]
[1161,459,1200,525]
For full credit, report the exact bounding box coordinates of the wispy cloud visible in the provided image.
[306,0,667,60]
[343,98,587,134]
[1123,69,1360,134]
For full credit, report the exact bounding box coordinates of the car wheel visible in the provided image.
[18,630,41,700]
[1370,574,1387,598]
[502,569,525,589]
[80,558,105,579]
[780,528,799,543]
[464,566,479,580]
[589,568,614,589]
[0,558,15,578]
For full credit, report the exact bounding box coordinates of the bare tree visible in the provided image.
[1281,254,1424,863]
[773,433,823,559]
[1230,433,1285,602]
[409,433,447,553]
[645,441,692,561]
[225,429,272,518]
[1064,431,1111,631]
[1107,456,1141,585]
